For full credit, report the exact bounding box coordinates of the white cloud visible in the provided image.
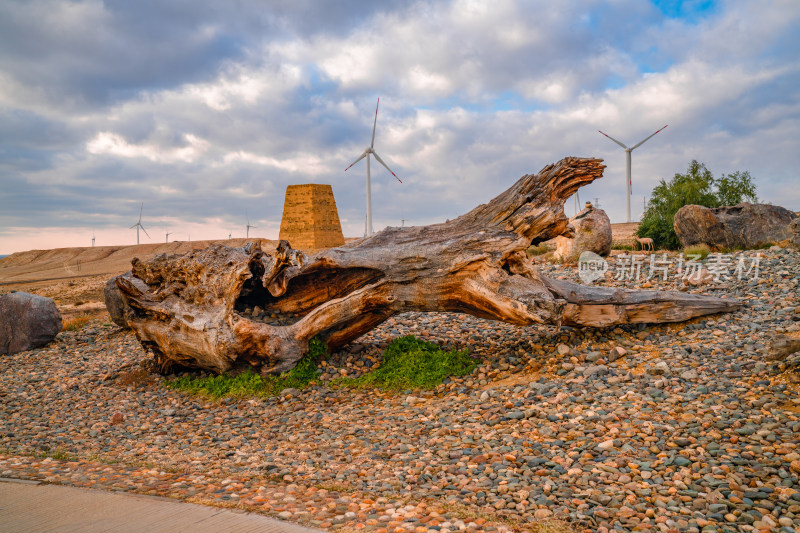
[86,132,210,163]
[184,64,304,111]
[2,0,799,254]
[222,150,331,175]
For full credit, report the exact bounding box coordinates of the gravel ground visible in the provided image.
[2,248,800,533]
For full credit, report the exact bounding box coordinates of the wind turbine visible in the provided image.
[130,202,150,245]
[599,125,668,222]
[165,231,172,243]
[245,209,256,238]
[345,98,402,236]
[91,232,95,247]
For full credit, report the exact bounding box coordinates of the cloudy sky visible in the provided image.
[1,0,798,254]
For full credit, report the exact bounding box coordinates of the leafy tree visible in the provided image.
[716,170,758,206]
[637,160,758,249]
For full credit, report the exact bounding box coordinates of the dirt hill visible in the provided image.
[610,222,640,247]
[0,239,284,284]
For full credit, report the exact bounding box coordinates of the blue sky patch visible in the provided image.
[651,0,716,21]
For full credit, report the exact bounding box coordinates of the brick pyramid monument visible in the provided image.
[279,184,345,249]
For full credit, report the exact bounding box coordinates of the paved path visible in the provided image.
[0,478,323,533]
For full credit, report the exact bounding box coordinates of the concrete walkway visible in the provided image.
[0,478,324,533]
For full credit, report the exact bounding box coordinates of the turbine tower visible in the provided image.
[165,231,172,243]
[599,125,668,222]
[245,209,256,238]
[130,202,149,245]
[345,98,402,236]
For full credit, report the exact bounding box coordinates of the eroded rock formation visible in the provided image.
[674,203,797,250]
[552,202,612,261]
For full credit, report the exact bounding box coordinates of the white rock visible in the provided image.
[598,439,615,450]
[608,346,627,361]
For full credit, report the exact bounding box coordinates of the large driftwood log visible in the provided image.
[117,157,740,375]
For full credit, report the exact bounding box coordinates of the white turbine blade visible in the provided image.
[372,151,402,183]
[140,224,150,239]
[138,202,143,223]
[598,130,628,150]
[631,124,668,150]
[371,98,379,148]
[129,223,137,229]
[345,151,367,171]
[246,208,250,225]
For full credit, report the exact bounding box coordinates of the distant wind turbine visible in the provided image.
[130,202,150,245]
[165,231,172,243]
[345,98,402,236]
[599,125,668,222]
[245,209,256,238]
[91,232,95,247]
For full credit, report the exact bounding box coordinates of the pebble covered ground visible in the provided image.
[2,249,800,533]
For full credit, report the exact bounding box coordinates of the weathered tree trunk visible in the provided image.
[116,157,740,375]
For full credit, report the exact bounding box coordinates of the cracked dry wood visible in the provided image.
[115,157,740,375]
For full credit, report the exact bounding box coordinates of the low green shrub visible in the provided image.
[337,335,477,390]
[683,244,711,260]
[165,336,327,399]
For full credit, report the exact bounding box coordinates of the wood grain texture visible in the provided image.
[116,157,740,375]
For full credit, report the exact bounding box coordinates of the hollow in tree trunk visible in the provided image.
[115,157,740,375]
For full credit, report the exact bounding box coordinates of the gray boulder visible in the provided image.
[791,218,800,250]
[553,203,612,261]
[674,203,797,249]
[0,292,62,354]
[104,275,130,328]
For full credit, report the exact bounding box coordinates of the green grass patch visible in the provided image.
[167,370,268,399]
[337,335,477,390]
[526,243,552,256]
[31,447,77,462]
[612,244,633,251]
[165,336,328,399]
[683,244,711,260]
